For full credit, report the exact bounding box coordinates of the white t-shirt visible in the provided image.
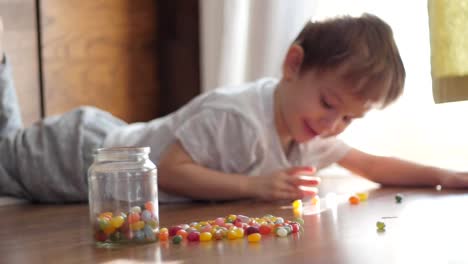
[103,78,351,202]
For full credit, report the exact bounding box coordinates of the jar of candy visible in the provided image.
[88,147,159,247]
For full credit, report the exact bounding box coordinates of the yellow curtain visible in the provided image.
[428,0,468,103]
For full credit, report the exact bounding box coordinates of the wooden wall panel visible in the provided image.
[0,0,41,126]
[39,0,159,122]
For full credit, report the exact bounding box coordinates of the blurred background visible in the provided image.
[1,0,467,172]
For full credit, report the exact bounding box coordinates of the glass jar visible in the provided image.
[88,147,159,247]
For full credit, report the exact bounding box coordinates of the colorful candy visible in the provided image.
[395,193,403,203]
[376,221,386,232]
[93,203,159,244]
[348,195,360,205]
[356,192,368,201]
[247,233,262,243]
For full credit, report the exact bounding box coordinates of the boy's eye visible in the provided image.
[320,97,333,109]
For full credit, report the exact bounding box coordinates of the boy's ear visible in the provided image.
[283,44,304,81]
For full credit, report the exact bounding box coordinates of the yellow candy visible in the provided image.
[227,230,237,240]
[292,199,302,209]
[159,227,168,233]
[130,220,145,231]
[110,216,125,228]
[356,192,368,201]
[200,232,212,241]
[234,228,244,238]
[247,233,262,243]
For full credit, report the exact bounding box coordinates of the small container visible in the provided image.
[88,147,159,247]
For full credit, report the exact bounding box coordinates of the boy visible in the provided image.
[1,14,467,203]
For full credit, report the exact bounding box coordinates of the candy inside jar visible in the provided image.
[88,147,159,247]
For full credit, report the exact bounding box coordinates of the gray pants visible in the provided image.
[0,58,126,203]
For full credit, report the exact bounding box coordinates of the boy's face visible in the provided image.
[280,65,373,143]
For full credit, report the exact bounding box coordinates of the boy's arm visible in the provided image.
[158,140,316,201]
[337,148,468,188]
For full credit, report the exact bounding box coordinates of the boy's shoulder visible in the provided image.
[201,77,278,113]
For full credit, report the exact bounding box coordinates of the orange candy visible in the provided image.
[348,195,360,205]
[159,231,169,241]
[176,229,188,239]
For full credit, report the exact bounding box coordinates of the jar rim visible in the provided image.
[94,146,151,155]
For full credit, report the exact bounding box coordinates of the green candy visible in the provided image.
[395,194,403,203]
[172,235,183,244]
[376,221,386,230]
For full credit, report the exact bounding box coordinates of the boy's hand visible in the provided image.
[441,172,468,188]
[248,166,320,201]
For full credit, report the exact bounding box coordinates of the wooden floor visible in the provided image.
[1,176,468,264]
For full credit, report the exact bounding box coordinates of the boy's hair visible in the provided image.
[294,13,405,108]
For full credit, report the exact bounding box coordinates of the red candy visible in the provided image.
[187,231,200,242]
[169,226,183,237]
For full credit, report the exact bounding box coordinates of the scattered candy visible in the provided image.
[348,195,360,205]
[395,194,403,203]
[376,221,386,232]
[200,232,212,241]
[276,227,288,237]
[356,192,368,201]
[247,233,262,243]
[172,235,183,244]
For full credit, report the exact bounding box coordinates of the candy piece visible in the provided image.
[144,201,154,212]
[290,223,300,233]
[98,217,111,230]
[226,214,237,223]
[130,206,142,214]
[376,221,386,231]
[294,218,305,226]
[176,229,188,239]
[95,231,108,242]
[214,217,225,226]
[141,210,152,222]
[274,217,284,224]
[169,226,183,236]
[234,228,244,238]
[292,199,302,209]
[247,233,262,243]
[128,212,140,224]
[99,212,113,219]
[259,225,272,235]
[245,226,259,235]
[237,215,250,223]
[130,221,145,231]
[200,232,212,241]
[435,185,442,191]
[172,235,183,244]
[227,230,237,240]
[144,225,156,241]
[213,229,226,240]
[276,227,288,237]
[187,231,200,242]
[311,195,320,206]
[395,194,403,203]
[348,195,360,205]
[356,192,368,201]
[159,231,169,241]
[134,230,145,241]
[110,216,125,228]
